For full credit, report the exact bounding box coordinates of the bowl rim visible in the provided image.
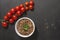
[15,17,35,38]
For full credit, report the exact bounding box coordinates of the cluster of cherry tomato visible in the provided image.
[2,0,34,28]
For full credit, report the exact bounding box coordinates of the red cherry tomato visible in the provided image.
[20,4,24,8]
[4,16,9,21]
[10,8,15,14]
[15,6,20,11]
[25,6,29,11]
[9,18,14,23]
[25,2,29,6]
[16,11,21,16]
[29,1,34,5]
[2,22,8,28]
[7,12,12,17]
[20,7,25,13]
[29,5,33,10]
[12,15,17,20]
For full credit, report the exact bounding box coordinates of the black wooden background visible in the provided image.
[0,0,60,40]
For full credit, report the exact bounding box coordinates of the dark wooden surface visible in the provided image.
[0,0,60,40]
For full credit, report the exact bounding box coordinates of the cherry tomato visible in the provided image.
[9,18,14,23]
[20,7,25,13]
[2,22,8,28]
[16,11,21,16]
[10,8,15,14]
[20,4,24,8]
[29,5,33,10]
[12,15,17,20]
[15,6,20,11]
[25,2,29,6]
[29,0,34,5]
[4,16,9,21]
[7,12,12,17]
[25,6,29,11]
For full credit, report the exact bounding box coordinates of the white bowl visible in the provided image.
[15,17,35,38]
